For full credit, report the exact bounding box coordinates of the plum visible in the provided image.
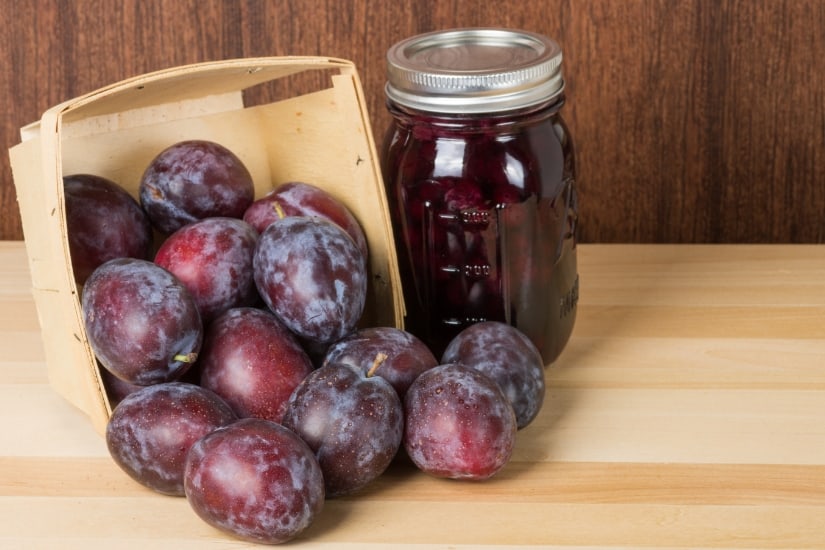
[253,216,367,344]
[184,418,324,544]
[322,326,437,399]
[281,362,403,497]
[404,363,517,480]
[63,173,152,285]
[82,258,202,385]
[243,181,368,259]
[441,321,545,429]
[139,140,254,234]
[153,217,259,322]
[105,382,236,496]
[199,307,313,423]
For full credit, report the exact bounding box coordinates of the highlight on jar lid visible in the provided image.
[385,27,565,113]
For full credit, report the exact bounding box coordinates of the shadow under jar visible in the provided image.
[381,28,579,365]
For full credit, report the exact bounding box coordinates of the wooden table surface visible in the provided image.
[1,240,824,549]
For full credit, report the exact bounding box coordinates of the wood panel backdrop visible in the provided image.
[2,0,824,243]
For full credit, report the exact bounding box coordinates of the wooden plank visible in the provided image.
[0,385,106,458]
[551,337,825,389]
[0,243,34,296]
[573,305,825,339]
[2,497,824,548]
[5,457,824,507]
[523,388,825,465]
[0,332,45,363]
[578,244,825,306]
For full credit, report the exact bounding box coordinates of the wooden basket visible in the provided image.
[8,57,405,435]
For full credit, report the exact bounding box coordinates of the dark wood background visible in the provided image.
[2,0,824,243]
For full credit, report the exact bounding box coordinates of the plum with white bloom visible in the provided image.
[82,258,202,385]
[184,418,324,544]
[253,216,367,344]
[281,361,404,497]
[105,382,236,496]
[404,363,517,480]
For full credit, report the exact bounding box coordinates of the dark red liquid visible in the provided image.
[382,99,579,364]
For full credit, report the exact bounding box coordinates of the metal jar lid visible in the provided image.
[385,28,565,114]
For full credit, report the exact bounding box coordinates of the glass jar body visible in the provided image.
[382,99,579,363]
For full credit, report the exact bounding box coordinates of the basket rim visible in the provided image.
[38,56,357,129]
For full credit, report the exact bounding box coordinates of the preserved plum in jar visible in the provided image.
[382,28,579,363]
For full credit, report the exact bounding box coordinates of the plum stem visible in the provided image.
[174,352,198,363]
[271,200,286,219]
[366,352,388,378]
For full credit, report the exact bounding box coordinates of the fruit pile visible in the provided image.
[68,139,547,545]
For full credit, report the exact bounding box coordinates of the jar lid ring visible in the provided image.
[386,28,565,113]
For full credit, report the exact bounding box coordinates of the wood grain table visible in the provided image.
[1,240,824,549]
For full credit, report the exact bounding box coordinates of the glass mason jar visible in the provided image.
[381,28,579,364]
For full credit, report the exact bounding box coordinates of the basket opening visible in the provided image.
[242,67,342,109]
